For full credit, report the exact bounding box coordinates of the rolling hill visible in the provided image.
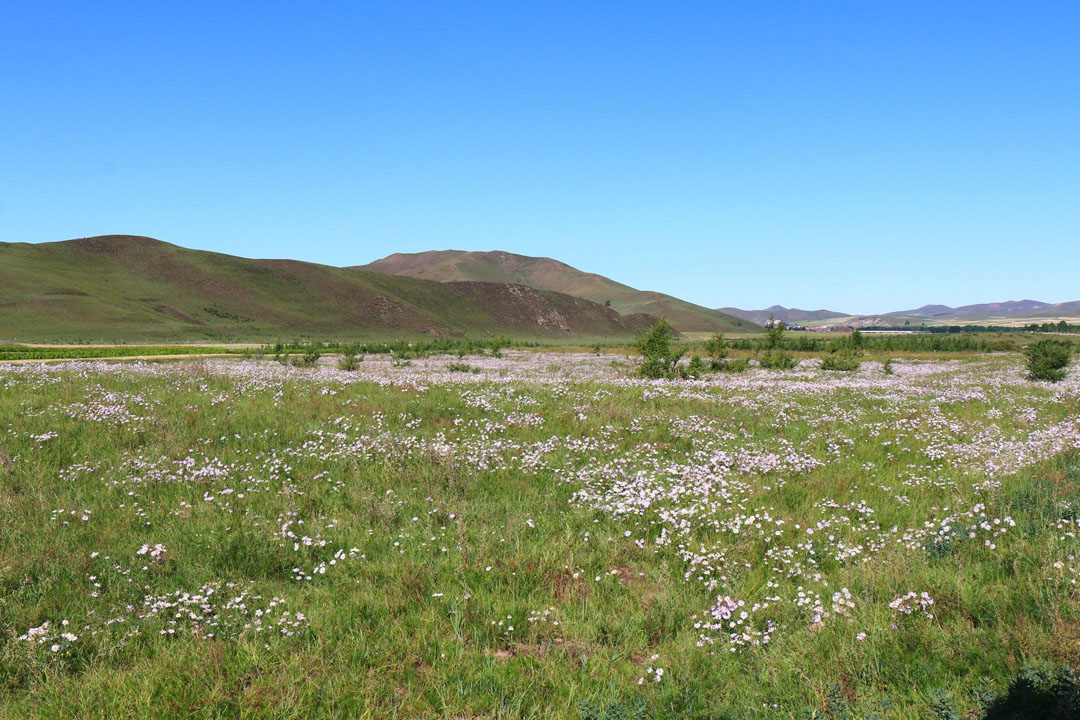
[355,250,759,333]
[0,236,657,342]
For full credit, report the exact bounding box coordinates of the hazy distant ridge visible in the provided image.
[717,305,850,326]
[723,299,1080,327]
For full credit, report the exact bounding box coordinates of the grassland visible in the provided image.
[2,350,1080,718]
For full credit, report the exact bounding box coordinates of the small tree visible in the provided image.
[715,357,750,373]
[758,315,795,369]
[765,315,785,350]
[842,328,865,352]
[759,349,796,370]
[635,318,684,379]
[681,354,706,379]
[821,351,860,372]
[1024,339,1072,382]
[703,331,729,369]
[337,353,361,371]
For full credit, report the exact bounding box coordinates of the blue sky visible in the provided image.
[2,2,1078,314]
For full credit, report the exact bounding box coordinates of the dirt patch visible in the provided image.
[549,567,592,600]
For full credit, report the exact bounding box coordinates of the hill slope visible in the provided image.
[356,250,759,333]
[0,236,655,341]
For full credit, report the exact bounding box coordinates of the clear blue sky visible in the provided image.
[2,2,1078,314]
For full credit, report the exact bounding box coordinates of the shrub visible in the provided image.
[1024,340,1072,382]
[821,352,861,372]
[715,357,750,373]
[635,319,684,379]
[759,349,796,370]
[679,354,706,379]
[836,328,865,352]
[929,690,959,720]
[489,337,511,359]
[337,354,361,371]
[704,331,729,369]
[982,662,1080,719]
[447,362,480,373]
[293,350,321,368]
[764,315,785,350]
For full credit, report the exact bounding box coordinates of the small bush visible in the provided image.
[1024,340,1072,382]
[292,351,321,368]
[821,352,861,372]
[924,536,955,560]
[836,328,865,352]
[714,357,750,373]
[929,690,959,720]
[447,362,480,374]
[759,349,796,370]
[679,354,706,379]
[635,319,685,379]
[982,662,1080,719]
[764,315,786,350]
[704,331,729,369]
[337,354,361,371]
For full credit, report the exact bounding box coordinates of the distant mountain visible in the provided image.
[720,299,1080,328]
[874,299,1080,325]
[830,299,1080,328]
[892,304,955,317]
[356,250,758,333]
[0,236,657,342]
[889,300,1059,318]
[718,305,851,326]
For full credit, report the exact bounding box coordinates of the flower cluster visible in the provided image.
[889,591,935,619]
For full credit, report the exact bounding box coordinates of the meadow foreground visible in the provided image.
[2,351,1080,718]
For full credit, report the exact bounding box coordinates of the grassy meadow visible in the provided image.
[2,349,1080,718]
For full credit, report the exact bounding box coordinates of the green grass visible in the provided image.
[1,352,1079,718]
[0,345,245,361]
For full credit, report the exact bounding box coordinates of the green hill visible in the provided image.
[356,250,759,333]
[0,236,656,342]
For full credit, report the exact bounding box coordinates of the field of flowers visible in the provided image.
[2,351,1080,718]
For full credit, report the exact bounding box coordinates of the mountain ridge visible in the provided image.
[723,299,1080,328]
[355,250,757,333]
[717,306,850,326]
